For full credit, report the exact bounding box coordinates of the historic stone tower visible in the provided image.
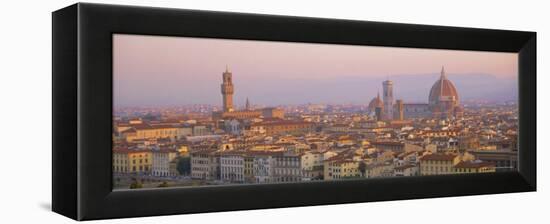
[245,97,251,110]
[221,66,234,112]
[382,79,394,120]
[394,99,404,120]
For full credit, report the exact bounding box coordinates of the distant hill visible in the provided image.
[235,73,518,105]
[386,73,518,103]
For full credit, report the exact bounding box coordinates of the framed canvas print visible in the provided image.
[52,3,536,221]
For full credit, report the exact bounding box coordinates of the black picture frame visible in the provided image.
[52,3,536,221]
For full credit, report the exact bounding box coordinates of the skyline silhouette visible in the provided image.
[114,34,518,107]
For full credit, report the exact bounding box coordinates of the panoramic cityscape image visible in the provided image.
[112,34,518,190]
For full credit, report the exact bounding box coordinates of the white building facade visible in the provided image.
[152,149,178,177]
[220,154,245,183]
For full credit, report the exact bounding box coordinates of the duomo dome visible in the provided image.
[428,67,461,118]
[368,92,384,112]
[429,67,459,105]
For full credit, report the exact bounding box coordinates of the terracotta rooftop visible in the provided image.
[113,147,150,154]
[420,153,457,161]
[371,141,404,146]
[395,164,417,170]
[252,120,313,126]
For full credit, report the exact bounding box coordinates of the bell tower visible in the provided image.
[221,66,234,112]
[382,79,394,120]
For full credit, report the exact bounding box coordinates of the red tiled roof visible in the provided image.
[120,128,136,134]
[371,141,404,146]
[252,120,313,127]
[113,147,150,154]
[420,153,457,161]
[395,164,417,170]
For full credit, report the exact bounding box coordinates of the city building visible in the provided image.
[243,155,255,182]
[220,153,245,183]
[324,159,361,180]
[371,141,405,152]
[366,162,395,178]
[190,150,219,180]
[117,123,188,142]
[152,148,178,177]
[224,119,242,135]
[453,160,496,174]
[253,152,278,183]
[169,157,181,176]
[113,63,518,189]
[394,164,419,176]
[402,103,431,118]
[251,120,314,136]
[192,125,210,136]
[394,99,404,120]
[301,151,324,171]
[113,148,152,174]
[323,150,363,180]
[419,153,460,176]
[469,149,517,171]
[272,154,302,183]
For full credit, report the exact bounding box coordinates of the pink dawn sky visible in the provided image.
[113,34,518,107]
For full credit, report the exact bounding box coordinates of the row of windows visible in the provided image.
[221,159,243,165]
[274,168,301,176]
[137,129,178,136]
[221,167,243,173]
[117,166,149,172]
[191,159,210,164]
[221,173,243,180]
[152,166,170,171]
[131,159,148,164]
[422,166,450,172]
[272,176,301,182]
[274,161,299,167]
[113,166,128,172]
[114,159,150,164]
[152,171,174,176]
[192,167,209,171]
[113,159,128,164]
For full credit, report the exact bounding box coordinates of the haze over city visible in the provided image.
[112,34,519,189]
[113,34,518,107]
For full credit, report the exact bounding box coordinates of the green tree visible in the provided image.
[129,181,143,189]
[177,156,191,175]
[157,182,169,188]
